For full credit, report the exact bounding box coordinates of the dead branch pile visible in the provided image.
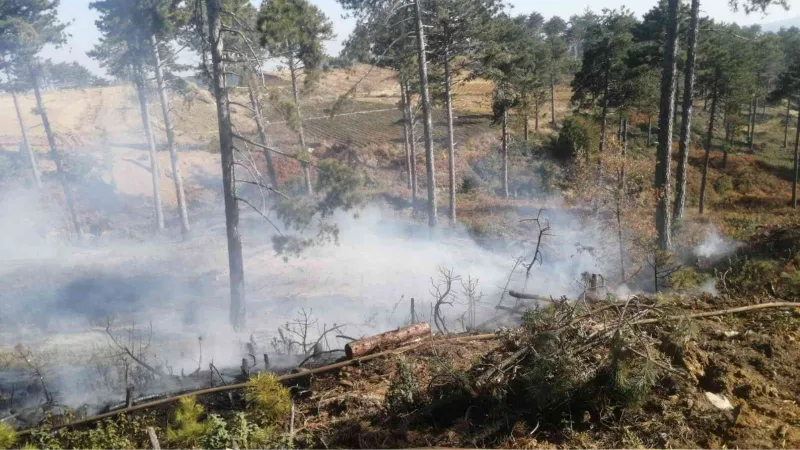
[457,298,800,426]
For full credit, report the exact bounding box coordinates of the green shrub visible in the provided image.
[713,175,734,196]
[167,396,210,448]
[552,117,597,161]
[0,422,16,450]
[727,259,782,295]
[385,357,421,412]
[459,174,482,194]
[244,373,292,426]
[734,176,752,194]
[668,266,709,292]
[200,414,230,449]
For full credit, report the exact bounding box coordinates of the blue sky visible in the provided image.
[42,0,797,77]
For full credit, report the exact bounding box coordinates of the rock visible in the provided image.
[705,391,734,410]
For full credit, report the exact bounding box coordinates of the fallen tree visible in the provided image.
[345,323,431,359]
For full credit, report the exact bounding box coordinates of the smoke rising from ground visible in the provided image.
[0,187,614,413]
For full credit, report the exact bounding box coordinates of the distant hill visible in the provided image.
[761,15,800,32]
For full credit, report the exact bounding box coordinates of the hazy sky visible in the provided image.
[42,0,797,77]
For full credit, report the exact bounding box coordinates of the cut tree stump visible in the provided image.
[345,323,431,359]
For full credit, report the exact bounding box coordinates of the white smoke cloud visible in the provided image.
[1,195,614,414]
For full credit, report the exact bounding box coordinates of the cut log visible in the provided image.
[508,291,552,302]
[345,323,431,359]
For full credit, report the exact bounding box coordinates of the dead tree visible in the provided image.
[430,267,459,333]
[521,209,552,277]
[460,276,483,331]
[13,344,52,404]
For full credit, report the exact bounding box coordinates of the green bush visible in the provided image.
[668,266,709,292]
[200,414,230,449]
[459,174,482,194]
[0,422,16,450]
[727,259,782,295]
[713,174,733,196]
[244,373,292,426]
[552,117,597,161]
[167,396,211,448]
[385,357,421,412]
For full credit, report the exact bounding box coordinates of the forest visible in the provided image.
[1,0,800,447]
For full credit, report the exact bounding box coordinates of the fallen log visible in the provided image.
[345,323,431,359]
[15,332,497,437]
[508,290,552,302]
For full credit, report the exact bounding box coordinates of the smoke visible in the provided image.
[695,225,739,261]
[1,190,615,414]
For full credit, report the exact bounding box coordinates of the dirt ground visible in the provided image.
[287,296,800,449]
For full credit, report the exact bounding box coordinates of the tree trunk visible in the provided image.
[11,90,41,188]
[698,79,718,215]
[785,98,792,148]
[550,73,556,127]
[152,34,190,238]
[502,108,509,198]
[413,0,437,227]
[749,96,757,151]
[32,71,81,238]
[672,0,699,226]
[524,112,529,141]
[207,0,245,330]
[599,67,610,157]
[722,122,730,169]
[746,96,753,146]
[443,49,456,225]
[534,100,540,132]
[793,103,800,208]
[400,80,412,190]
[134,67,165,233]
[345,323,431,358]
[616,117,627,283]
[248,75,278,189]
[647,115,652,147]
[673,72,681,131]
[404,82,418,203]
[289,60,313,195]
[703,94,708,112]
[654,0,679,251]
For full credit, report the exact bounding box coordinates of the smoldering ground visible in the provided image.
[0,187,615,414]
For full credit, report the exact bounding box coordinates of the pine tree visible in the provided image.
[89,0,167,232]
[258,0,334,196]
[427,0,501,224]
[0,0,81,237]
[571,8,636,167]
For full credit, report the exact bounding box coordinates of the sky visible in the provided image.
[42,0,798,77]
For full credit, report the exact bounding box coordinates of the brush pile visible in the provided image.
[293,295,800,449]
